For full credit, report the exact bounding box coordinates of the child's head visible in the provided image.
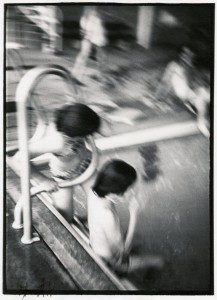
[55,103,100,138]
[93,159,137,198]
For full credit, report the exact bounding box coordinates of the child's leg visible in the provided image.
[52,187,74,222]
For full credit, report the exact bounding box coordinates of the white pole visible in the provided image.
[95,121,200,152]
[16,101,37,243]
[14,65,79,244]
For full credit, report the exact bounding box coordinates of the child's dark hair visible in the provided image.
[55,103,100,137]
[93,159,137,198]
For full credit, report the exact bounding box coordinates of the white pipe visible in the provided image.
[95,121,200,151]
[16,101,40,244]
[16,101,33,243]
[14,65,93,244]
[7,120,201,157]
[14,65,73,244]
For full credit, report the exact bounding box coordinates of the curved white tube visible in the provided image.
[95,121,200,151]
[15,64,98,244]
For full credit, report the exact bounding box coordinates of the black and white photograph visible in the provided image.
[4,1,214,296]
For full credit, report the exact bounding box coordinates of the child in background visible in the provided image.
[156,47,210,137]
[87,159,164,274]
[72,6,107,80]
[27,103,100,222]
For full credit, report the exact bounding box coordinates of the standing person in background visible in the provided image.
[72,6,107,81]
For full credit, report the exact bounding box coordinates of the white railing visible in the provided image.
[12,65,98,243]
[96,121,200,151]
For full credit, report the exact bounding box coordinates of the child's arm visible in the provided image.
[30,163,59,195]
[14,122,63,160]
[28,136,62,159]
[13,138,62,162]
[28,122,63,159]
[12,153,59,195]
[124,194,139,256]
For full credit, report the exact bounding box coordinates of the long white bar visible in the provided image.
[16,101,32,243]
[95,121,200,151]
[7,120,201,155]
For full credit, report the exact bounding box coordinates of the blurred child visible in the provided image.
[156,47,210,137]
[26,103,100,222]
[87,159,164,274]
[72,6,107,80]
[193,85,210,137]
[156,47,195,104]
